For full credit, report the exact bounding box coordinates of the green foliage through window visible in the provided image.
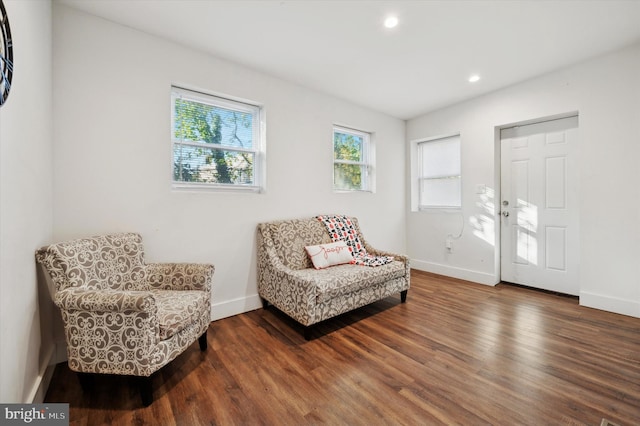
[333,126,370,191]
[172,87,261,189]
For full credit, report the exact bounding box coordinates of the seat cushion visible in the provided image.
[152,290,209,340]
[288,260,407,303]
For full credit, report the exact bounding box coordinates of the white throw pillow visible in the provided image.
[305,241,355,269]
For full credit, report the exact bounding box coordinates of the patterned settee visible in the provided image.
[257,216,410,339]
[35,233,214,406]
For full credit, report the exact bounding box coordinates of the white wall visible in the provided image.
[0,1,53,402]
[52,5,406,320]
[3,0,635,406]
[407,43,640,318]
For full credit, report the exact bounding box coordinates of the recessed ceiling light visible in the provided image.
[384,16,398,29]
[468,74,481,83]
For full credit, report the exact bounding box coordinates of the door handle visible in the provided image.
[502,211,509,217]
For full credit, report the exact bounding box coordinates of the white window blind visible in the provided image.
[418,135,461,208]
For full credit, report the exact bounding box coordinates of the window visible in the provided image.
[416,134,461,208]
[171,86,264,191]
[333,126,372,191]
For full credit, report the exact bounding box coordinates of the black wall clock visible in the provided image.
[0,0,13,106]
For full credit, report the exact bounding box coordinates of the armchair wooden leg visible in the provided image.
[198,332,208,351]
[261,298,270,309]
[138,376,153,407]
[401,290,408,303]
[76,372,93,392]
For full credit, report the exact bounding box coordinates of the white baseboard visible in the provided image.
[211,294,263,321]
[411,259,499,286]
[27,345,56,403]
[411,260,640,319]
[579,291,640,318]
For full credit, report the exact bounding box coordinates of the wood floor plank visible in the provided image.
[45,270,640,425]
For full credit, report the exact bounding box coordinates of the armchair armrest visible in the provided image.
[54,288,156,313]
[145,263,214,292]
[55,288,162,366]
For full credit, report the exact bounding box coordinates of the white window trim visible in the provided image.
[171,86,266,193]
[410,133,462,211]
[332,125,375,193]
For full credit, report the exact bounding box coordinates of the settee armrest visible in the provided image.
[350,218,410,273]
[366,246,408,262]
[257,226,318,325]
[363,243,411,278]
[258,243,317,293]
[259,262,318,326]
[363,241,409,263]
[145,263,214,293]
[54,288,157,314]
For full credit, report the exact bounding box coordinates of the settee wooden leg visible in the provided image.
[138,376,153,407]
[401,290,408,303]
[198,332,208,351]
[303,326,313,341]
[261,298,269,309]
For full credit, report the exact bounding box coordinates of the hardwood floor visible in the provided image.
[45,270,640,425]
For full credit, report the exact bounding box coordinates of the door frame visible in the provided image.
[494,111,580,288]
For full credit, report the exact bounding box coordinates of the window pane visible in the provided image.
[173,98,254,149]
[171,86,263,191]
[173,145,254,185]
[334,131,363,161]
[420,177,461,207]
[334,163,363,190]
[420,136,460,178]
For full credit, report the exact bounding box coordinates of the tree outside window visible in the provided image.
[333,126,372,192]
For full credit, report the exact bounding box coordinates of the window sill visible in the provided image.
[417,206,462,213]
[172,182,263,194]
[333,189,374,194]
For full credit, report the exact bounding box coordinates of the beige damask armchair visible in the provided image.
[35,233,214,406]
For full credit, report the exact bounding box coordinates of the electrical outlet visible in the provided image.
[445,235,453,251]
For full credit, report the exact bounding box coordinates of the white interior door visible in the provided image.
[500,115,579,295]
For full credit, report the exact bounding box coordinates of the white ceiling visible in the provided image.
[56,0,640,120]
